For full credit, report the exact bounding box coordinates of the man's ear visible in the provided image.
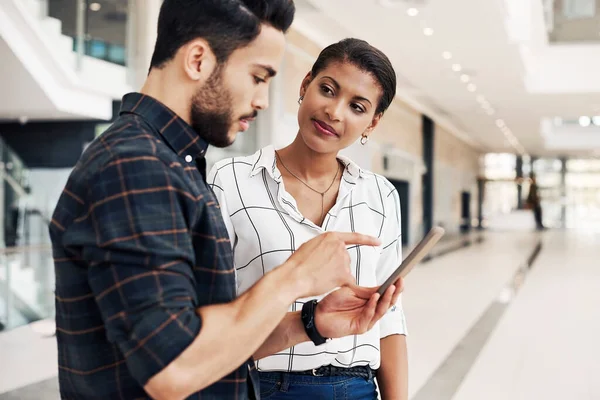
[180,38,217,82]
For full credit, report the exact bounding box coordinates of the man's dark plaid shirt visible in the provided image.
[50,92,259,399]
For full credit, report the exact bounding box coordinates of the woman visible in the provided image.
[208,38,408,399]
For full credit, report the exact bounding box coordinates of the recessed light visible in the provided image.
[407,7,419,16]
[442,51,452,60]
[423,27,434,36]
[476,95,486,103]
[89,2,101,11]
[496,119,505,128]
[467,83,477,92]
[452,64,462,72]
[579,116,592,127]
[486,108,495,115]
[460,74,470,83]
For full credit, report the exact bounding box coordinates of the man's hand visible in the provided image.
[286,232,381,298]
[252,277,405,361]
[315,277,404,338]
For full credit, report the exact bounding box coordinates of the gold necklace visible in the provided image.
[275,150,341,223]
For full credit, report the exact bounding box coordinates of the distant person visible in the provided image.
[526,174,545,230]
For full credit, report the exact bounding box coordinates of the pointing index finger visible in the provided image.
[336,232,381,247]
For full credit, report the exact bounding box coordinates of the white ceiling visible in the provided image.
[294,0,600,157]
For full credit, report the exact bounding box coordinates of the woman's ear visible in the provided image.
[299,71,312,98]
[366,113,383,133]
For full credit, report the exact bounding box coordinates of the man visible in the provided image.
[50,1,403,399]
[526,174,545,230]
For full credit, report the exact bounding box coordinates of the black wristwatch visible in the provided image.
[301,300,328,346]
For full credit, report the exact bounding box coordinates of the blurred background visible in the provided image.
[0,0,598,399]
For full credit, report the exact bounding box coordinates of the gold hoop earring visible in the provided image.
[298,96,304,105]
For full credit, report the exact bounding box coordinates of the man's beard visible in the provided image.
[190,67,234,148]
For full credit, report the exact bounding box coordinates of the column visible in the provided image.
[516,155,523,209]
[560,157,567,227]
[127,0,162,90]
[477,177,485,230]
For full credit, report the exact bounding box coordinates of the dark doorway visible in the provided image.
[460,191,472,233]
[422,115,434,234]
[388,179,410,246]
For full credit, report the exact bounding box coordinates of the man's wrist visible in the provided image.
[278,260,312,300]
[288,311,309,344]
[266,260,309,305]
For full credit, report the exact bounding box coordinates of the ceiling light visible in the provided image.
[89,2,101,11]
[486,108,495,116]
[476,95,486,103]
[467,83,477,92]
[579,116,592,127]
[460,74,470,83]
[452,64,462,72]
[593,116,600,126]
[442,51,452,60]
[496,119,505,128]
[423,27,434,36]
[407,8,419,16]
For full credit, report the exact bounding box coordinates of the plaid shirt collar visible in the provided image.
[120,92,209,160]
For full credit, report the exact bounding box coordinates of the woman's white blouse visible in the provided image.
[207,145,407,372]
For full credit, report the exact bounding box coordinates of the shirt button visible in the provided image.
[185,155,193,163]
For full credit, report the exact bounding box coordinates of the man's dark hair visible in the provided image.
[150,0,295,69]
[310,38,397,115]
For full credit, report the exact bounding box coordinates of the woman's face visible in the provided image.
[297,61,383,154]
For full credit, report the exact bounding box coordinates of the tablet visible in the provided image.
[377,226,445,296]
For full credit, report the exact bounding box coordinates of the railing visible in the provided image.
[71,36,127,66]
[0,138,54,332]
[38,0,131,69]
[0,244,54,332]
